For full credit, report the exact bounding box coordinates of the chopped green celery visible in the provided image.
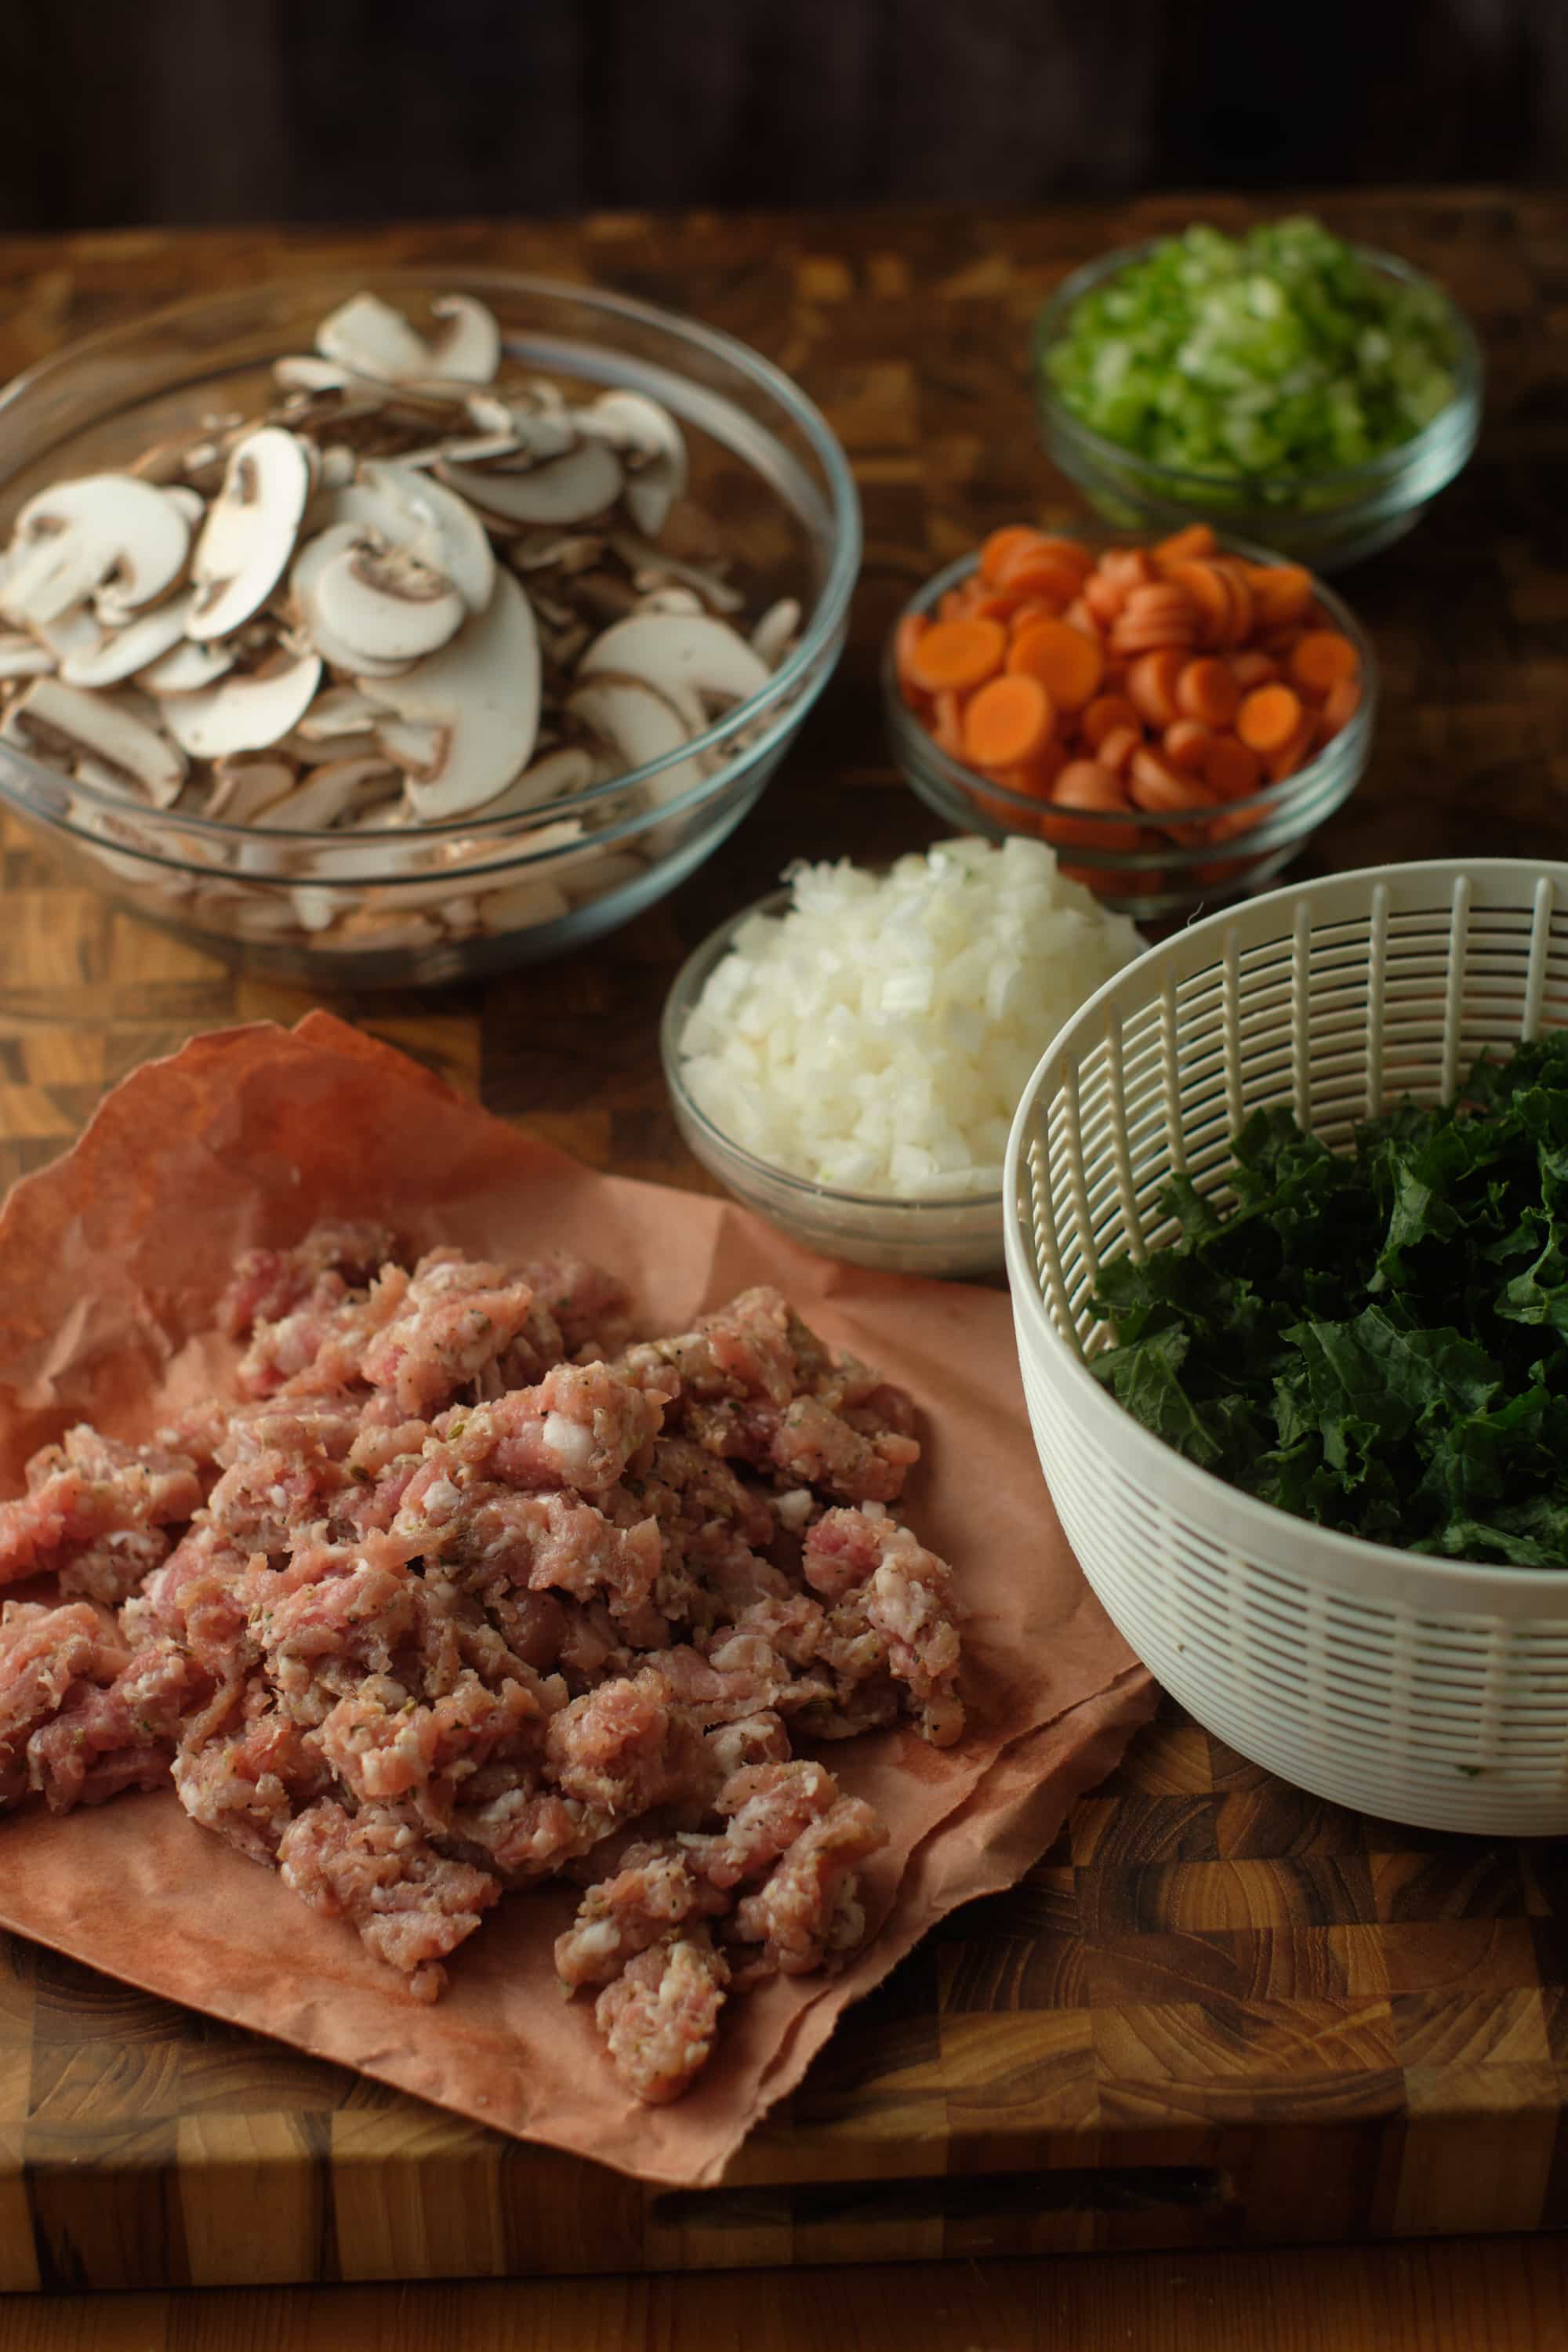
[1044,216,1460,485]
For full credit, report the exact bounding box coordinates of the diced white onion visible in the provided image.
[678,837,1142,1196]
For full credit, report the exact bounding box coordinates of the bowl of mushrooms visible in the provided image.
[0,274,860,981]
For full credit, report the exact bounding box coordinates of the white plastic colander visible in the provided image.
[1004,859,1568,1835]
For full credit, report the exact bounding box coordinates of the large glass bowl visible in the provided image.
[0,272,860,985]
[662,891,1010,1279]
[1034,241,1483,572]
[884,535,1377,923]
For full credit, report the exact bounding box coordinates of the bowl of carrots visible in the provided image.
[886,521,1376,920]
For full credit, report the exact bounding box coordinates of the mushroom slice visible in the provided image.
[2,677,187,806]
[160,650,323,759]
[751,597,802,668]
[249,754,399,829]
[608,531,744,614]
[205,755,297,823]
[441,743,593,825]
[577,611,770,713]
[578,391,688,538]
[162,485,208,530]
[332,459,495,614]
[61,590,198,689]
[33,605,107,669]
[187,428,313,641]
[296,684,390,740]
[438,438,622,529]
[568,675,704,805]
[0,633,53,680]
[290,524,414,679]
[310,539,466,666]
[316,292,502,388]
[366,566,541,820]
[3,474,192,630]
[138,637,238,696]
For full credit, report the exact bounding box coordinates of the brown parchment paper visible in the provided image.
[0,1011,1155,2187]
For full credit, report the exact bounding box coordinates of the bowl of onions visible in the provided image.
[661,837,1145,1277]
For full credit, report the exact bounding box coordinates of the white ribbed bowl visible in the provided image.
[1004,858,1568,1835]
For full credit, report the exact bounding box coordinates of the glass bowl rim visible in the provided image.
[1033,234,1484,503]
[662,882,1014,1219]
[0,265,862,844]
[882,532,1378,838]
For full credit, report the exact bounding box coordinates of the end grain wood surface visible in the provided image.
[0,193,1566,2344]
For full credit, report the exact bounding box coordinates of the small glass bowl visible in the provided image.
[1034,241,1483,572]
[0,272,861,987]
[884,536,1377,923]
[662,890,1007,1279]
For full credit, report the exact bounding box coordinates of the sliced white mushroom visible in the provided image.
[508,528,608,575]
[578,611,770,712]
[474,877,571,932]
[365,566,541,820]
[439,438,622,529]
[636,586,706,617]
[290,524,415,679]
[249,754,399,829]
[187,429,312,641]
[578,390,687,538]
[72,754,140,799]
[331,459,494,614]
[160,650,323,759]
[33,605,107,669]
[310,539,466,666]
[60,590,197,689]
[0,633,53,680]
[317,292,502,388]
[205,754,298,823]
[608,532,745,612]
[318,445,359,490]
[139,637,238,696]
[164,485,208,530]
[2,677,187,806]
[296,684,390,740]
[2,475,191,629]
[431,744,593,830]
[750,597,801,669]
[568,675,703,807]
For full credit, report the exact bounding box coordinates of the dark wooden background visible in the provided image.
[0,0,1563,233]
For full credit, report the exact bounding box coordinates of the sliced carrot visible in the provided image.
[1094,723,1142,777]
[1290,630,1359,694]
[979,526,1047,587]
[1032,535,1097,576]
[963,587,1030,625]
[937,586,969,624]
[1212,559,1255,648]
[906,615,1007,695]
[1228,649,1279,691]
[1250,563,1313,627]
[1236,682,1305,754]
[1080,692,1141,751]
[1319,675,1363,736]
[1202,733,1262,800]
[1175,656,1240,728]
[1006,617,1105,712]
[995,551,1085,607]
[895,612,932,706]
[1047,759,1136,852]
[1125,648,1186,729]
[1128,747,1218,815]
[1007,597,1058,637]
[1153,521,1218,564]
[1267,715,1318,782]
[1082,573,1126,627]
[1111,582,1200,655]
[1098,547,1158,592]
[931,688,967,759]
[1062,594,1100,637]
[1163,719,1214,775]
[1206,802,1265,844]
[963,672,1054,770]
[1167,559,1232,650]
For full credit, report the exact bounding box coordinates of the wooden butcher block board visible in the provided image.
[4,1689,1566,2292]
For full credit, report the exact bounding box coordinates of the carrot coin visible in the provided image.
[962,672,1054,770]
[1082,572,1126,627]
[1202,733,1262,800]
[1126,648,1186,729]
[1236,682,1305,753]
[995,550,1087,607]
[1319,675,1363,736]
[1290,630,1359,694]
[979,525,1047,586]
[1047,759,1135,852]
[1006,617,1105,711]
[1250,563,1313,627]
[1129,746,1218,815]
[895,612,931,706]
[1094,723,1142,777]
[1153,521,1218,565]
[1175,656,1240,728]
[1167,559,1232,650]
[1080,692,1141,750]
[1267,715,1318,781]
[1163,718,1214,775]
[1228,649,1279,691]
[906,615,1007,695]
[931,688,967,758]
